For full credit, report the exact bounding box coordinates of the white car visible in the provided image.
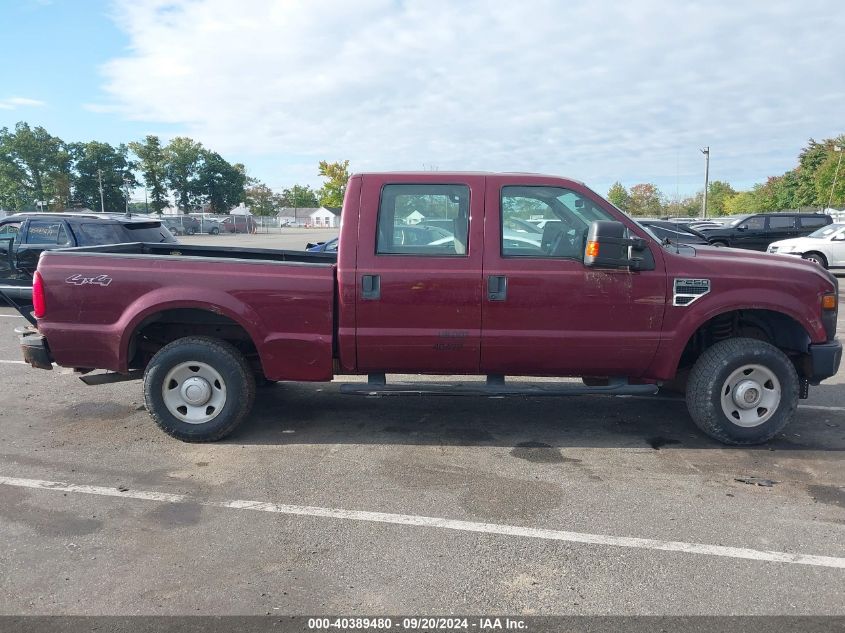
[767,223,845,269]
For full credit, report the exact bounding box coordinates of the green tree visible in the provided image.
[165,137,204,212]
[244,181,279,216]
[606,182,630,212]
[706,181,737,216]
[279,184,319,208]
[71,141,137,212]
[0,122,71,211]
[627,183,664,217]
[317,159,350,207]
[195,150,246,213]
[129,135,168,214]
[814,141,845,208]
[723,191,758,215]
[664,195,700,217]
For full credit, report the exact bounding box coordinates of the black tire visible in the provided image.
[686,338,800,445]
[686,337,798,445]
[210,227,220,235]
[710,240,728,247]
[187,227,197,235]
[143,336,256,442]
[802,252,828,268]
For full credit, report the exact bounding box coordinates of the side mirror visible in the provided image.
[737,225,747,231]
[584,221,648,270]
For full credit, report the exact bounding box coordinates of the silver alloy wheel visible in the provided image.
[804,254,824,265]
[162,361,227,424]
[719,364,781,427]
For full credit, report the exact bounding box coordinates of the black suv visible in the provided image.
[1,212,176,304]
[700,212,832,250]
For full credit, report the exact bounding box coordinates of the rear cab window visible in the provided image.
[800,216,830,229]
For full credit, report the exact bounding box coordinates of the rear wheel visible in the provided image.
[210,226,220,235]
[686,337,798,445]
[802,252,828,268]
[143,336,256,442]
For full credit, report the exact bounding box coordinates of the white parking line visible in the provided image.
[1,475,843,569]
[0,315,23,318]
[0,360,25,364]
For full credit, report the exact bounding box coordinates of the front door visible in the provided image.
[480,177,667,377]
[355,176,485,373]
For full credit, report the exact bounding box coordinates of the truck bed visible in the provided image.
[35,242,338,381]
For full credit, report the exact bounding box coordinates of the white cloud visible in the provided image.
[0,96,46,110]
[101,0,845,193]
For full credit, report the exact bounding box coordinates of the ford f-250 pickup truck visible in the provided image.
[7,172,842,445]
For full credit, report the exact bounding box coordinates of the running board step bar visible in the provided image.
[339,375,658,397]
[79,370,143,386]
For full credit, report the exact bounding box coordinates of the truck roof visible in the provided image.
[353,171,586,185]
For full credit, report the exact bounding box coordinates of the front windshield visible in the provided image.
[808,223,844,239]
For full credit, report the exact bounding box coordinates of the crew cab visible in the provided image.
[7,173,841,445]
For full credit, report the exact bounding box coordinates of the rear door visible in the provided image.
[480,177,666,377]
[766,215,798,248]
[354,175,485,372]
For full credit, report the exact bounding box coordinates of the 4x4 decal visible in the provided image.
[66,274,113,287]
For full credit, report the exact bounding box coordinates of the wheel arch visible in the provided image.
[120,301,266,375]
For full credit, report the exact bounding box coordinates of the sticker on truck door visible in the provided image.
[673,278,710,306]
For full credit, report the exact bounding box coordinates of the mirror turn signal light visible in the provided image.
[822,294,837,311]
[586,241,600,258]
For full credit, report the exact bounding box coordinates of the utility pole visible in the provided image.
[700,146,710,218]
[97,169,105,213]
[123,176,131,217]
[828,145,843,210]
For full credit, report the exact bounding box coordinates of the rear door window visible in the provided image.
[75,223,126,245]
[767,216,795,229]
[376,184,470,256]
[123,223,173,242]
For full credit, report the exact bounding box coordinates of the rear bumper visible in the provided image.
[807,340,842,384]
[19,330,53,370]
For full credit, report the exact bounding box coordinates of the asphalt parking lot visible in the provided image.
[0,234,843,616]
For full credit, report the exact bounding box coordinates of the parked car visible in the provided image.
[767,223,845,269]
[306,237,338,253]
[161,218,186,236]
[221,215,257,234]
[0,212,176,305]
[637,219,709,245]
[10,172,840,447]
[700,212,832,250]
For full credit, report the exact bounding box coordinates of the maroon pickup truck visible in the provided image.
[9,172,842,445]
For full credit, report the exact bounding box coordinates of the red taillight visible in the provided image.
[32,271,45,319]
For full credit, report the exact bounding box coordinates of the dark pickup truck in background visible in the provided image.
[1,212,176,305]
[8,172,841,446]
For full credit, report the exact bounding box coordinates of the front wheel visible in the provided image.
[143,336,256,442]
[709,240,728,248]
[210,227,220,235]
[802,252,828,268]
[685,337,798,445]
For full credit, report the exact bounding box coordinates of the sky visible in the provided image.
[1,0,844,201]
